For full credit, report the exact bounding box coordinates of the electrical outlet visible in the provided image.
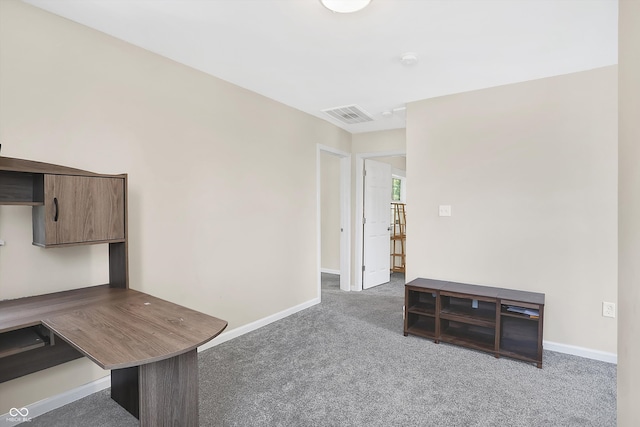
[602,302,616,318]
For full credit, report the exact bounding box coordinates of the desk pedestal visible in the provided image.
[111,349,198,427]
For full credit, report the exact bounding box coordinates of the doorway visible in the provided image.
[316,145,351,296]
[355,150,406,291]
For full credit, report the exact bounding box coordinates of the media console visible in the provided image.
[404,278,545,368]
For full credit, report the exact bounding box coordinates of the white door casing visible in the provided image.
[316,144,351,296]
[354,150,406,291]
[363,159,391,289]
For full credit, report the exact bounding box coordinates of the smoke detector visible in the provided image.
[400,52,418,66]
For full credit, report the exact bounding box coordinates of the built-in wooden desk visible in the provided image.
[0,286,228,426]
[0,155,228,425]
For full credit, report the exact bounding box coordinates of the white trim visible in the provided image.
[0,375,111,426]
[543,340,617,364]
[317,144,349,157]
[316,144,351,295]
[198,297,320,352]
[321,268,341,275]
[355,150,406,291]
[339,155,351,292]
[391,168,406,178]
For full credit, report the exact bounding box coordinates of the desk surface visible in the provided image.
[0,286,228,370]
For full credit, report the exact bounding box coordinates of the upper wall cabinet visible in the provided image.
[0,156,127,248]
[33,175,125,247]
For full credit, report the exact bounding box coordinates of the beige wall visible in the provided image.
[0,0,350,413]
[406,67,618,354]
[352,129,406,154]
[320,152,341,271]
[618,1,640,424]
[375,156,406,172]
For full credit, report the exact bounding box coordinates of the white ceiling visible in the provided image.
[23,0,618,134]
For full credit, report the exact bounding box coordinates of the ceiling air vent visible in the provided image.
[322,104,374,125]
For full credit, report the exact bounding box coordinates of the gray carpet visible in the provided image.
[26,273,616,426]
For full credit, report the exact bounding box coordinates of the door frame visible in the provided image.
[317,144,351,296]
[355,150,406,291]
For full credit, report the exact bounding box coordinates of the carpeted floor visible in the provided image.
[25,273,616,426]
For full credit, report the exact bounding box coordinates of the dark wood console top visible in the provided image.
[0,286,228,370]
[406,278,545,305]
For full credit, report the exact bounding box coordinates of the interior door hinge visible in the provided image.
[363,217,366,224]
[362,265,365,272]
[363,169,367,177]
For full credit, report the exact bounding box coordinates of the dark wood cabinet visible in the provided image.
[33,175,125,246]
[404,278,545,368]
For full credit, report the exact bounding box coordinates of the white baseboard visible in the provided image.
[0,296,320,425]
[0,375,111,426]
[544,340,617,364]
[198,297,320,352]
[320,268,340,275]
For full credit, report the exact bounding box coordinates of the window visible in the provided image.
[391,174,406,203]
[392,177,402,201]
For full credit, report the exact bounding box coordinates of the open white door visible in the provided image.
[363,159,391,289]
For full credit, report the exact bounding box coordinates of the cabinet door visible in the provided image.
[37,175,125,246]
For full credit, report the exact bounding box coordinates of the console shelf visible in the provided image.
[404,278,545,368]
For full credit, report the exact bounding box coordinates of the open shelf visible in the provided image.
[501,305,540,321]
[0,171,44,205]
[406,313,436,339]
[440,320,495,352]
[0,201,44,206]
[440,308,496,327]
[0,325,49,358]
[440,296,496,325]
[406,289,436,316]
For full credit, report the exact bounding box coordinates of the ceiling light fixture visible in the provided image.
[320,0,371,13]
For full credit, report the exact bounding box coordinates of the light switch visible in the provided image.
[439,205,452,217]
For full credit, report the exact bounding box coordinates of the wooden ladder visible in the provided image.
[390,203,406,273]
